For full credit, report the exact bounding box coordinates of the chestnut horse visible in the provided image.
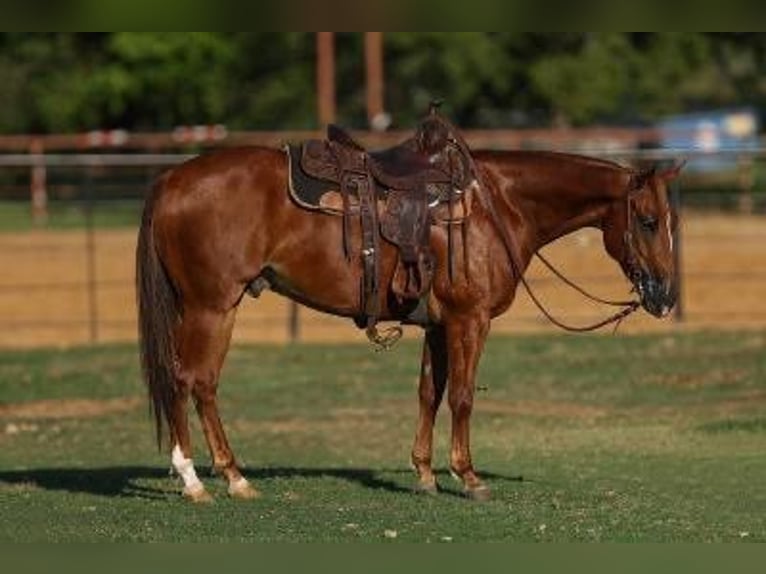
[136,145,683,502]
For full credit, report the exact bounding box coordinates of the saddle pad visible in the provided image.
[286,144,356,215]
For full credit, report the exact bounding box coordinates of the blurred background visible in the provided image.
[1,32,765,347]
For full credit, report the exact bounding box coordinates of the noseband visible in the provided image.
[623,170,657,289]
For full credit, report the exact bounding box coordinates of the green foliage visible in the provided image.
[385,33,515,126]
[0,34,82,132]
[91,33,235,129]
[52,33,232,131]
[632,33,715,118]
[0,33,765,132]
[527,33,735,125]
[531,34,636,125]
[224,33,316,130]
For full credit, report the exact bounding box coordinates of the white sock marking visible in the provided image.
[171,444,204,494]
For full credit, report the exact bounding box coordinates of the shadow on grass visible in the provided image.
[0,466,525,499]
[0,466,171,499]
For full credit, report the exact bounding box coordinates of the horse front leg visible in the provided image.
[445,312,491,500]
[411,325,448,494]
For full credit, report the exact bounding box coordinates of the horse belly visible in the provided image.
[261,210,398,320]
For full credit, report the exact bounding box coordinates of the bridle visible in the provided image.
[479,167,661,333]
[622,170,657,294]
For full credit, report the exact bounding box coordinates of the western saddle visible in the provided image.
[287,103,477,347]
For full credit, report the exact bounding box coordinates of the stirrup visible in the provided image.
[365,324,403,351]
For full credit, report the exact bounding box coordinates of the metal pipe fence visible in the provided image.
[0,147,764,347]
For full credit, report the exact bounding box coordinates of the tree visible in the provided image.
[0,33,764,134]
[48,33,236,130]
[384,33,516,127]
[529,34,636,126]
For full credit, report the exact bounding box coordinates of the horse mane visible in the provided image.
[474,148,633,175]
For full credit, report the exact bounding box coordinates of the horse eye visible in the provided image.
[638,214,658,232]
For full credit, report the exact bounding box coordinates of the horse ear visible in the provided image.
[658,159,687,181]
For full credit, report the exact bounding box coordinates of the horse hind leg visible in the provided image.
[168,377,212,503]
[173,305,259,501]
[411,325,448,494]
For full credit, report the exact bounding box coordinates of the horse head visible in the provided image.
[602,160,685,318]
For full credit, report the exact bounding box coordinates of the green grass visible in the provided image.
[1,331,765,542]
[0,200,140,231]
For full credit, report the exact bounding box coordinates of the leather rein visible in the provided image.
[477,169,645,333]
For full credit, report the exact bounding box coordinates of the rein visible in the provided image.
[478,174,641,333]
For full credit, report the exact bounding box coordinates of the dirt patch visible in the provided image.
[709,390,766,417]
[0,397,142,420]
[231,399,608,437]
[644,368,751,389]
[232,405,392,435]
[625,389,766,423]
[477,399,608,420]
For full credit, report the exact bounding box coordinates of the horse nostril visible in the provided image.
[639,277,676,318]
[645,278,661,299]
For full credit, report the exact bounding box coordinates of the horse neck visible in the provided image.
[477,151,630,251]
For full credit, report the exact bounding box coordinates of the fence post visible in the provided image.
[288,301,300,343]
[29,139,48,225]
[83,168,99,343]
[671,180,684,322]
[316,32,336,129]
[737,155,754,214]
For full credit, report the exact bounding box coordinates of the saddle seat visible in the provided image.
[327,124,452,190]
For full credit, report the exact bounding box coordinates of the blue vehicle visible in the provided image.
[658,109,759,173]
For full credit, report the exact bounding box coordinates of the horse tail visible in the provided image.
[136,177,178,450]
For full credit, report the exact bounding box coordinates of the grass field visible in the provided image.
[1,331,765,542]
[0,200,141,231]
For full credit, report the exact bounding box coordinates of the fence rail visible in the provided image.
[0,146,764,347]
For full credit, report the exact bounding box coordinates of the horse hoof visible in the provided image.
[414,480,439,495]
[464,484,491,502]
[228,478,260,500]
[183,485,214,504]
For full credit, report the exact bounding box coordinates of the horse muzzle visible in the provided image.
[636,275,677,318]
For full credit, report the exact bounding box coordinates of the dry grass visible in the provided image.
[1,213,764,348]
[0,397,141,420]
